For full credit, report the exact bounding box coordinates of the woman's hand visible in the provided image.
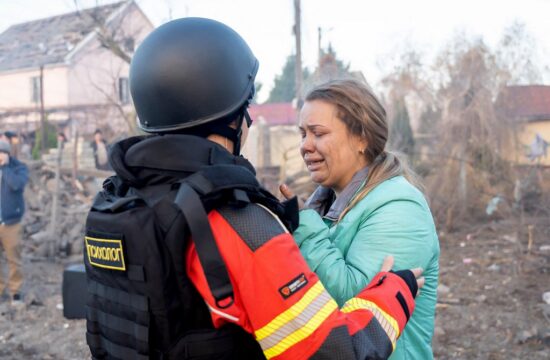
[279,183,305,209]
[380,255,425,296]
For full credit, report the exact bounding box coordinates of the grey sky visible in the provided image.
[1,0,550,101]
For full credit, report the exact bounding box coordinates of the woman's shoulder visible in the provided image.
[354,176,428,212]
[348,177,438,248]
[371,176,423,199]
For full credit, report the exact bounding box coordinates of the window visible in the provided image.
[123,37,135,52]
[30,76,41,103]
[119,77,130,104]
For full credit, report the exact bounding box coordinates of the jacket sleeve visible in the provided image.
[3,160,29,191]
[186,203,415,360]
[294,198,435,306]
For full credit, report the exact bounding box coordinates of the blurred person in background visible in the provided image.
[90,129,111,170]
[57,132,67,149]
[2,131,20,159]
[0,139,29,305]
[18,134,32,161]
[281,79,440,360]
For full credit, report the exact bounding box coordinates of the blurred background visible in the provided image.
[0,1,548,359]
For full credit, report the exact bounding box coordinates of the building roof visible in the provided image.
[248,102,298,126]
[0,1,126,72]
[496,85,550,122]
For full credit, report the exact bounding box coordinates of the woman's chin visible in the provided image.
[309,173,326,186]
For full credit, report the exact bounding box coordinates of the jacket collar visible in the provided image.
[305,166,369,221]
[109,134,255,187]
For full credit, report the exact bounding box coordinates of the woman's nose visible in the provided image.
[300,134,314,154]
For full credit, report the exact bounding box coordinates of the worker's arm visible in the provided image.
[186,203,418,360]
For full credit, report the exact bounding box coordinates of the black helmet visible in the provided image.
[130,17,258,135]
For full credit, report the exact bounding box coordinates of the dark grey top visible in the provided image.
[304,166,369,221]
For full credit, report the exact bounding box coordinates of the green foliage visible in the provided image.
[389,97,415,156]
[267,54,310,103]
[305,44,354,90]
[267,46,353,104]
[252,82,263,104]
[319,44,350,74]
[32,121,58,160]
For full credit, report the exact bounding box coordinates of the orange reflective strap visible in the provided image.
[254,281,338,359]
[341,297,400,349]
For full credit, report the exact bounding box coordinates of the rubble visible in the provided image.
[22,160,110,259]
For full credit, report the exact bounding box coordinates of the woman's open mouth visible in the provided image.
[306,159,324,171]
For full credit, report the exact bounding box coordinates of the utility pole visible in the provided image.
[294,0,303,107]
[318,27,322,67]
[39,65,46,155]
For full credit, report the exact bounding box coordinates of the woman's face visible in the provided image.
[299,100,368,194]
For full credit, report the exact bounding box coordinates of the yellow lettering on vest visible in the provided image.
[89,245,120,261]
[85,237,126,271]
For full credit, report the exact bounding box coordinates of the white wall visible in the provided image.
[67,3,153,108]
[0,66,69,109]
[0,3,154,133]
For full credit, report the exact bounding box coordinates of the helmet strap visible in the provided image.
[233,109,253,155]
[232,114,245,156]
[190,107,253,156]
[206,112,245,156]
[243,109,253,127]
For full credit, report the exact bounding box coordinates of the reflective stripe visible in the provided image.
[256,281,325,340]
[207,304,239,322]
[341,298,400,348]
[259,291,332,349]
[254,281,338,359]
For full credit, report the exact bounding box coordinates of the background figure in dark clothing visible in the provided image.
[0,139,29,305]
[1,131,20,159]
[90,129,111,170]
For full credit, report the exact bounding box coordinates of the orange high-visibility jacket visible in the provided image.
[186,203,415,360]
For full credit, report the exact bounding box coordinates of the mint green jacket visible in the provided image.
[293,176,439,360]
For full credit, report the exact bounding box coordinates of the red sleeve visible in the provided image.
[186,206,415,360]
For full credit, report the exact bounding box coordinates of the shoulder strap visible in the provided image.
[173,182,235,309]
[183,164,299,230]
[167,165,259,310]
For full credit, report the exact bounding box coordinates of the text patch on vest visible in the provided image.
[85,236,126,271]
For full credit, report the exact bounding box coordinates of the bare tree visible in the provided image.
[72,0,146,135]
[496,21,543,85]
[427,39,516,229]
[378,24,550,234]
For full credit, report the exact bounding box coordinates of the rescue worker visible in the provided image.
[86,17,423,359]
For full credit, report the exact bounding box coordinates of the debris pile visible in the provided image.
[22,161,109,259]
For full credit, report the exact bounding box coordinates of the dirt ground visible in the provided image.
[1,217,549,359]
[433,217,550,359]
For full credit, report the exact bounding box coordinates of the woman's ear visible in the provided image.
[358,138,368,155]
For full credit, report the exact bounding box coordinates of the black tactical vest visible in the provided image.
[84,164,298,360]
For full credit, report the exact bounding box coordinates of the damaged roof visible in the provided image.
[248,103,297,126]
[496,85,550,122]
[0,1,126,72]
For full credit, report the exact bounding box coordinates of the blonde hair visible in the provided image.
[304,79,423,221]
